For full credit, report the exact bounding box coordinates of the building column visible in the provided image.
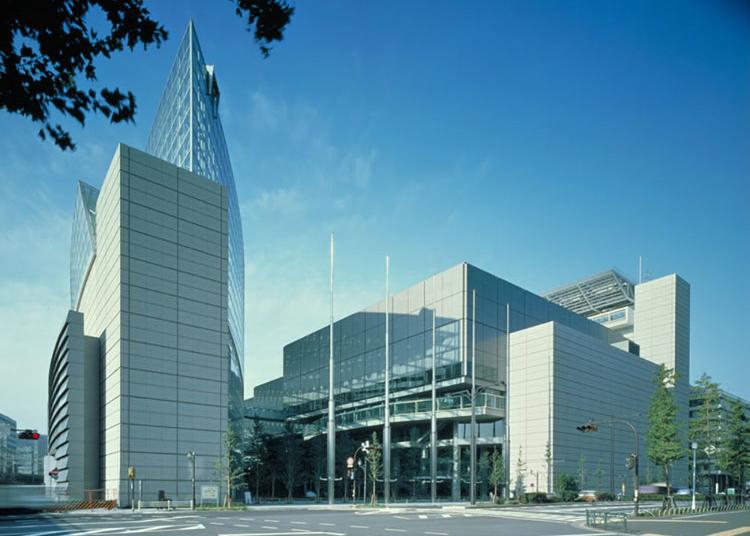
[452,422,461,501]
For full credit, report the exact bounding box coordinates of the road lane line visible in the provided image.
[349,525,369,528]
[319,522,336,526]
[290,521,307,525]
[385,529,407,533]
[424,532,448,535]
[706,529,750,536]
[264,520,280,523]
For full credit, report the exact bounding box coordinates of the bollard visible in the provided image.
[167,499,172,510]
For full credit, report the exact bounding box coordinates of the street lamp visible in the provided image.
[691,442,698,511]
[186,451,196,510]
[577,418,640,516]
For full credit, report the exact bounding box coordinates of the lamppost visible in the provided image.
[577,418,640,516]
[186,451,196,510]
[691,442,698,511]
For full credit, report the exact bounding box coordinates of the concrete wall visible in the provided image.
[77,144,229,504]
[509,322,659,495]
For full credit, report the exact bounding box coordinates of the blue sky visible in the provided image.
[1,0,748,431]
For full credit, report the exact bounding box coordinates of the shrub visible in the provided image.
[596,492,616,501]
[524,492,550,503]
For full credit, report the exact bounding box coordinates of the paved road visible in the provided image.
[0,506,614,536]
[628,509,750,536]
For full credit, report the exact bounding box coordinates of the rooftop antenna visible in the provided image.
[638,256,643,284]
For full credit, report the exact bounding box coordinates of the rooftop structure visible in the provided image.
[544,269,635,317]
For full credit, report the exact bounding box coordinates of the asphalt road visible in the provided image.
[628,509,750,536]
[2,504,747,536]
[0,506,613,536]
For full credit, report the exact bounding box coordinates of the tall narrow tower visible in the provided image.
[146,21,245,422]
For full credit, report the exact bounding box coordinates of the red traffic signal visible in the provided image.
[576,421,599,433]
[17,429,40,440]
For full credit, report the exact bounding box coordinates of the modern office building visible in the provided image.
[47,21,242,504]
[146,20,245,423]
[0,413,17,482]
[246,263,690,500]
[49,144,230,504]
[689,388,750,492]
[15,435,47,482]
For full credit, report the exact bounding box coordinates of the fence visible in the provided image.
[585,510,628,531]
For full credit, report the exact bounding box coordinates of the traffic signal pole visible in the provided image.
[577,418,640,516]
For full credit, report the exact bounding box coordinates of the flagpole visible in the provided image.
[470,289,477,505]
[430,284,438,503]
[384,255,391,505]
[327,233,335,504]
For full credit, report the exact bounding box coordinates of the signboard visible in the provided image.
[48,468,59,479]
[128,466,136,480]
[201,485,219,500]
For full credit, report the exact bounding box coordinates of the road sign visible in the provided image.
[128,466,136,480]
[49,467,59,479]
[201,485,219,500]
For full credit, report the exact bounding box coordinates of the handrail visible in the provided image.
[303,391,505,437]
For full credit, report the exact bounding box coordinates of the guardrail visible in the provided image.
[585,510,628,531]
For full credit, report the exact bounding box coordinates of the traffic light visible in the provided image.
[625,453,636,470]
[17,429,40,440]
[576,421,598,433]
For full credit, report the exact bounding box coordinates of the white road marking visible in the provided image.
[261,527,278,530]
[209,522,225,526]
[319,522,336,526]
[424,532,448,536]
[418,515,427,519]
[234,524,250,528]
[264,520,280,523]
[385,529,407,533]
[218,533,345,536]
[290,521,307,525]
[349,525,369,529]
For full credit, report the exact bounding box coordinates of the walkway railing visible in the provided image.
[302,391,504,439]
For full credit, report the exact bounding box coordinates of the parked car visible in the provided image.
[576,490,597,502]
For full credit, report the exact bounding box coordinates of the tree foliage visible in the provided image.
[488,447,505,502]
[0,0,293,151]
[689,373,722,488]
[720,400,750,500]
[647,365,684,497]
[365,432,382,505]
[514,446,526,498]
[214,422,246,508]
[279,421,303,501]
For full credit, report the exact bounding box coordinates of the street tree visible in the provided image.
[307,435,325,502]
[214,423,246,508]
[365,432,382,505]
[245,417,268,503]
[488,447,505,503]
[1,0,293,150]
[720,400,750,501]
[514,446,526,498]
[689,373,722,489]
[577,454,587,490]
[279,422,303,501]
[478,450,491,500]
[543,440,552,493]
[647,365,684,498]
